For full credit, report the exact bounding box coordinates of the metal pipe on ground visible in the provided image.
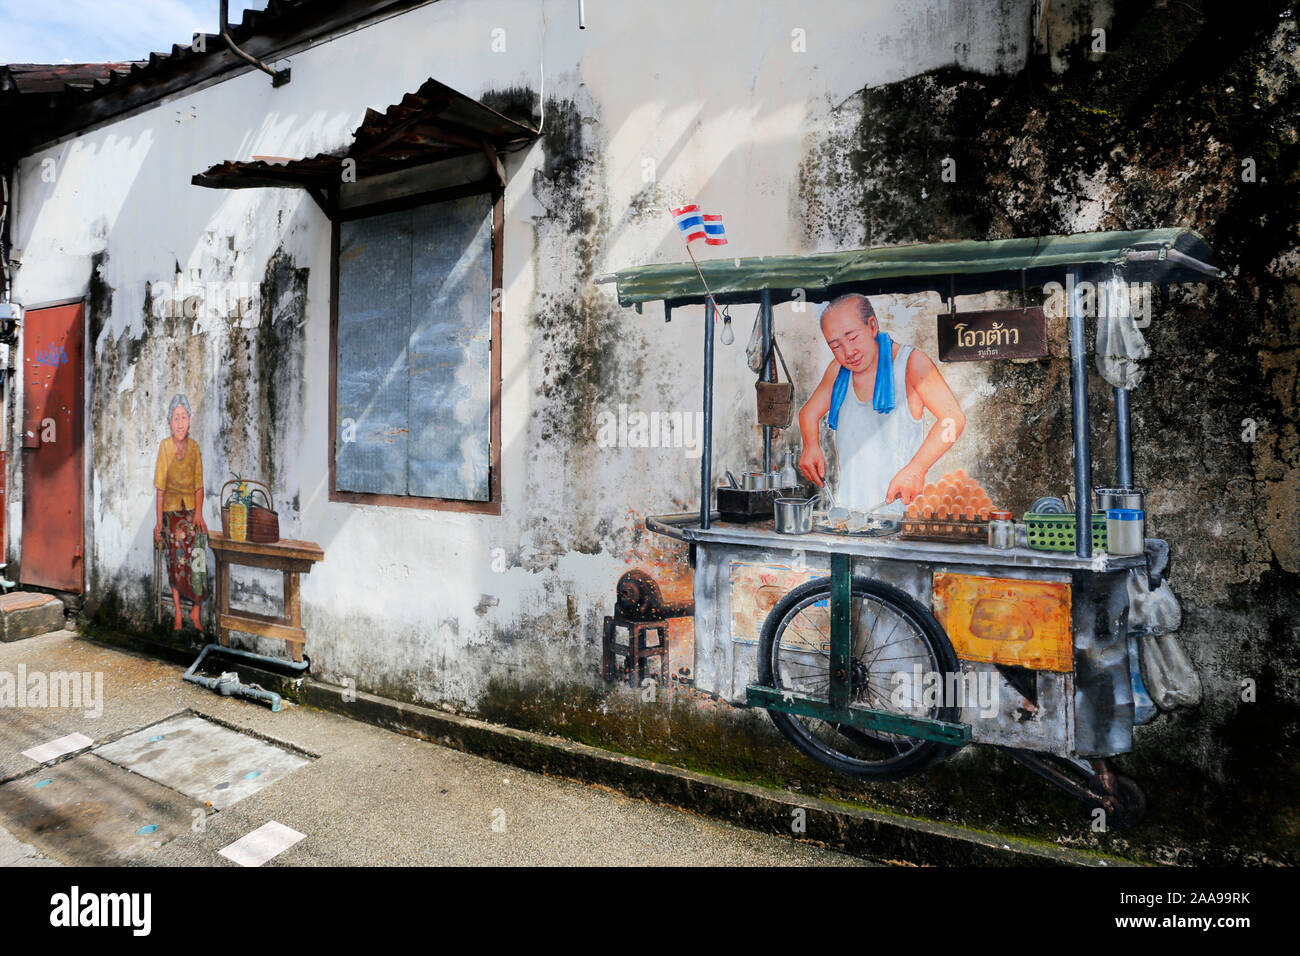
[183,643,310,712]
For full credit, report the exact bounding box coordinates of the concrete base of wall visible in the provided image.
[297,681,1135,867]
[0,593,65,643]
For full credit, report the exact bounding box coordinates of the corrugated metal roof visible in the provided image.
[609,229,1225,307]
[0,0,318,100]
[191,76,537,191]
[0,1,445,155]
[0,63,143,95]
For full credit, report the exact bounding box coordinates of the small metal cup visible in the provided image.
[773,497,814,535]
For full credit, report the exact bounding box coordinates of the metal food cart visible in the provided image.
[600,229,1223,827]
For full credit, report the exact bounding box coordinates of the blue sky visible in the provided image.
[0,1,268,64]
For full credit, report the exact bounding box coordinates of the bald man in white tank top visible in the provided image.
[798,294,966,512]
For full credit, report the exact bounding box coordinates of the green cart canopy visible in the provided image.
[605,228,1222,308]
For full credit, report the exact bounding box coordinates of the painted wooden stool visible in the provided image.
[602,616,670,687]
[600,570,694,686]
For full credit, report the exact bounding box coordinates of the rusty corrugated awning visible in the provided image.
[191,76,537,195]
[0,63,142,95]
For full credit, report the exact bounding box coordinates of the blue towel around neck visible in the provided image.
[828,332,894,430]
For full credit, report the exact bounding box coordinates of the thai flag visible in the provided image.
[702,214,727,245]
[673,205,728,246]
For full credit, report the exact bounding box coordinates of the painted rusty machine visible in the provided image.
[600,229,1223,827]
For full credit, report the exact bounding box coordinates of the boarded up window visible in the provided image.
[335,193,494,501]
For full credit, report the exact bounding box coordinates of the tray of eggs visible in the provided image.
[901,470,997,542]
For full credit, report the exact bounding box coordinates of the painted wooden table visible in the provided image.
[207,532,325,662]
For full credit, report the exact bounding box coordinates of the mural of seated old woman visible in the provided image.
[153,394,208,631]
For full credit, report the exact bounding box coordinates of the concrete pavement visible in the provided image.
[0,631,868,866]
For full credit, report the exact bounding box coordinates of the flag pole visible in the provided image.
[685,243,719,317]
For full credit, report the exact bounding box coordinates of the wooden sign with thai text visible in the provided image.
[937,307,1048,362]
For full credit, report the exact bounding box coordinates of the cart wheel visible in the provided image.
[757,575,962,780]
[1084,773,1147,830]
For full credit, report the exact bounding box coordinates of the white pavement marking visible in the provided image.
[22,733,93,763]
[219,822,306,867]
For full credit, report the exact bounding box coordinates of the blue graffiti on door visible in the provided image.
[32,345,69,367]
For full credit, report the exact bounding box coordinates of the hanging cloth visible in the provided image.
[1095,272,1151,389]
[828,332,895,430]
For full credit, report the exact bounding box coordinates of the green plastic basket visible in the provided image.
[1023,512,1108,552]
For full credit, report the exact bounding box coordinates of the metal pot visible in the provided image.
[1096,487,1147,512]
[773,496,814,535]
[743,470,780,490]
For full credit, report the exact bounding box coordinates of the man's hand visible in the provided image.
[153,522,163,545]
[799,444,827,487]
[797,362,839,490]
[194,513,208,534]
[885,465,926,505]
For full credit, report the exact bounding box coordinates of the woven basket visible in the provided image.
[221,478,280,544]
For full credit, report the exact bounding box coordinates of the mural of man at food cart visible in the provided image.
[798,294,966,511]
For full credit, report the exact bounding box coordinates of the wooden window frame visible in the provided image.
[328,181,503,515]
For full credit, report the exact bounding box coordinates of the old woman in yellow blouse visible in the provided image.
[153,394,207,630]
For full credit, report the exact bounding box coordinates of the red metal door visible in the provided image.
[20,303,84,592]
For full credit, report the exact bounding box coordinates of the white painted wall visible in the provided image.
[9,0,1037,706]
